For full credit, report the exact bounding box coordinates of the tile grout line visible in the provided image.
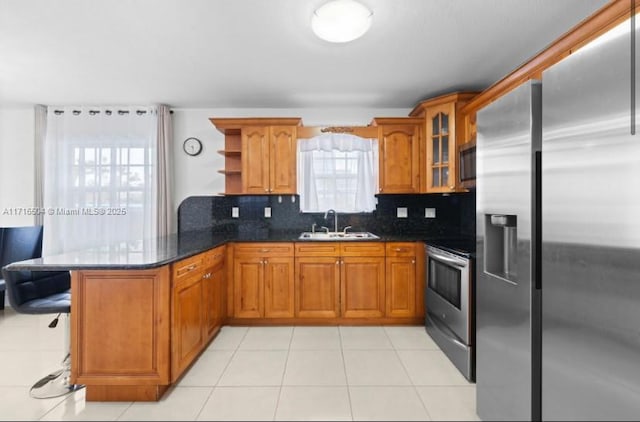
[114,401,136,421]
[339,325,355,421]
[272,326,295,421]
[384,326,435,421]
[193,326,250,421]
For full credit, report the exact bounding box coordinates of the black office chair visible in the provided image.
[0,226,44,310]
[0,226,84,398]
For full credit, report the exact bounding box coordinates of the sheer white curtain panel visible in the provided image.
[297,133,378,213]
[156,104,174,236]
[43,106,158,255]
[34,104,47,226]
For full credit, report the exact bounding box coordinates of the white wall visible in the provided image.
[172,107,411,211]
[0,108,35,226]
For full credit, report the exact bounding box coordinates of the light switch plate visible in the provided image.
[232,207,239,218]
[397,207,408,218]
[425,208,436,218]
[264,207,271,218]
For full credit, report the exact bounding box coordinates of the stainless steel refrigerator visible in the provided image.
[476,17,640,421]
[476,79,542,421]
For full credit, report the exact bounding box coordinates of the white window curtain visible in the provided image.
[156,104,174,237]
[297,133,378,213]
[34,104,47,226]
[43,106,160,255]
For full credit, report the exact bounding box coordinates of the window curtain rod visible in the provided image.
[52,109,174,115]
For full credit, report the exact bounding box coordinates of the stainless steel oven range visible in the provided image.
[425,244,474,381]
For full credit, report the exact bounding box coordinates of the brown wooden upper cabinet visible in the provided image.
[409,92,478,193]
[210,118,302,195]
[242,125,297,194]
[372,117,424,194]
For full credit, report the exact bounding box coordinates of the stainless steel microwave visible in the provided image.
[459,141,476,189]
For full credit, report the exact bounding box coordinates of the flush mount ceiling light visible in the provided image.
[311,0,373,43]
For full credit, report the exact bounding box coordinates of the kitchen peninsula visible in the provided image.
[7,224,470,401]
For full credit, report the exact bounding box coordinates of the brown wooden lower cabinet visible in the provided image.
[386,256,417,317]
[293,242,387,319]
[385,242,419,318]
[171,267,205,381]
[71,240,423,402]
[203,248,225,340]
[341,256,386,318]
[71,267,171,401]
[233,256,263,318]
[71,246,227,402]
[233,243,295,319]
[295,256,340,318]
[263,257,295,318]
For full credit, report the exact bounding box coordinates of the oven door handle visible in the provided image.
[426,313,467,348]
[429,253,467,269]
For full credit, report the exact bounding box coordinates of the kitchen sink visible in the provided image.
[298,231,380,240]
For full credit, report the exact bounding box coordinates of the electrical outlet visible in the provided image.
[425,208,436,218]
[397,207,408,218]
[231,207,239,218]
[264,207,271,218]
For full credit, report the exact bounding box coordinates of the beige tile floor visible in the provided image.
[0,306,479,421]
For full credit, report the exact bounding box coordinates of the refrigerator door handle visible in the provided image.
[534,150,542,290]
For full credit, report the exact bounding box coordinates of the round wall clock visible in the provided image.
[183,137,203,156]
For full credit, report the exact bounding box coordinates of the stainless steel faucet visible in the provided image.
[324,209,338,233]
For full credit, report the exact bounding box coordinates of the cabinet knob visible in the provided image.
[412,259,416,264]
[265,188,269,192]
[260,248,270,253]
[335,260,340,265]
[394,248,404,252]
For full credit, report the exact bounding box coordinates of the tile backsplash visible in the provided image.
[178,192,475,239]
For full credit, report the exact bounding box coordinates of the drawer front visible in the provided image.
[339,242,385,257]
[385,242,417,257]
[294,242,340,257]
[206,245,226,268]
[173,252,205,280]
[233,242,294,257]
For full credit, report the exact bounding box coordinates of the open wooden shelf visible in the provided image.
[217,150,241,156]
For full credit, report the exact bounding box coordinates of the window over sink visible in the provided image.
[297,133,378,213]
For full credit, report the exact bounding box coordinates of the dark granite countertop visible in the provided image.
[4,229,474,271]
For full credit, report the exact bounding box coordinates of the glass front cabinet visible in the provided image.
[409,92,478,193]
[426,103,455,192]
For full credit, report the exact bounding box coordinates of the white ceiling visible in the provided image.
[0,0,608,109]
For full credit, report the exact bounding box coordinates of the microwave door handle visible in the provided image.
[430,254,467,268]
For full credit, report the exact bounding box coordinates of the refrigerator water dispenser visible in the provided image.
[484,214,518,282]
